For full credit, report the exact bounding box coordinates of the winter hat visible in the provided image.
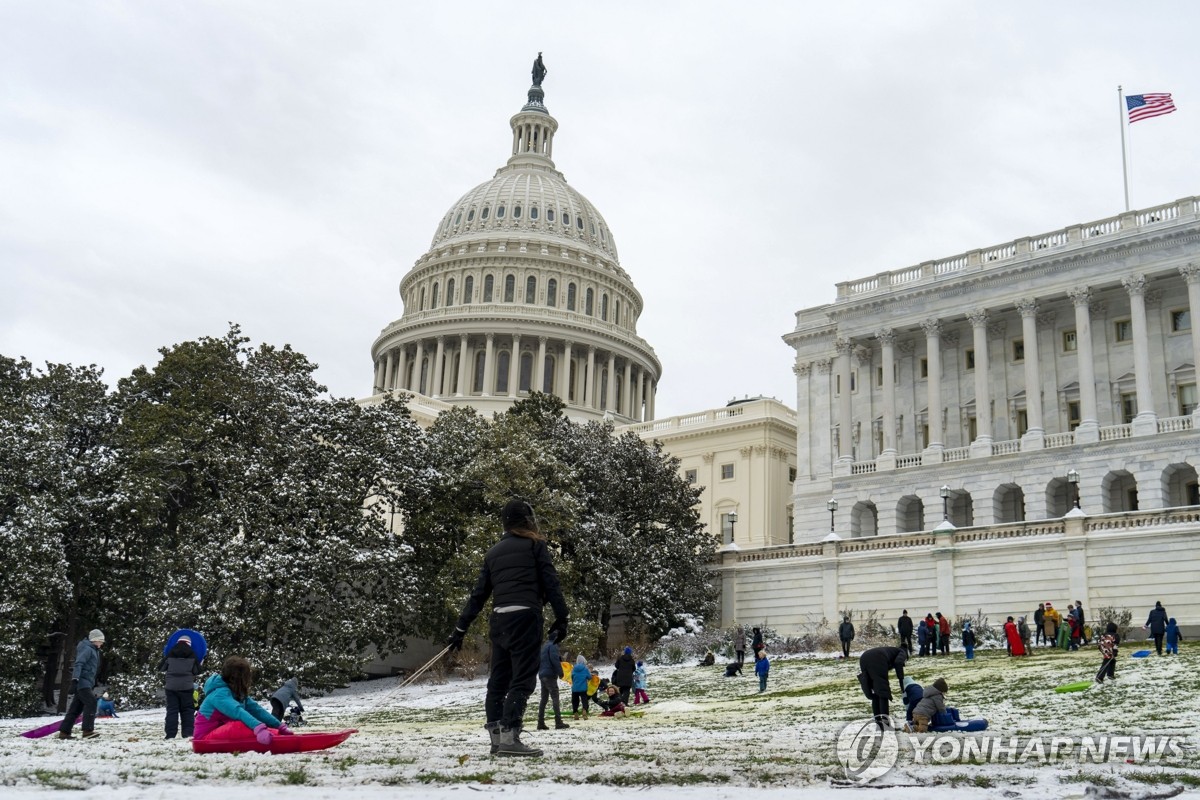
[1105,622,1118,634]
[178,635,192,645]
[1169,618,1177,625]
[1045,602,1053,609]
[102,692,111,700]
[88,629,105,643]
[902,676,917,689]
[501,498,536,530]
[637,660,643,667]
[963,621,972,630]
[576,654,587,666]
[932,678,949,694]
[624,646,632,655]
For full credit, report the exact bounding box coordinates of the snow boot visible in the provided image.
[484,721,501,755]
[496,727,542,757]
[555,718,570,729]
[537,720,550,730]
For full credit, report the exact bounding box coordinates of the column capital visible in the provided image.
[538,335,548,345]
[854,346,873,366]
[875,328,896,346]
[966,309,989,328]
[1121,274,1147,296]
[834,336,853,355]
[1015,298,1039,318]
[1067,287,1092,307]
[920,318,941,339]
[485,332,495,342]
[793,361,813,377]
[1179,262,1200,284]
[816,357,832,374]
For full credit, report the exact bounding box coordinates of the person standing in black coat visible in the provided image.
[751,627,764,659]
[897,611,914,654]
[838,617,855,659]
[1145,601,1169,655]
[612,647,636,705]
[448,498,569,758]
[857,646,907,728]
[159,634,201,738]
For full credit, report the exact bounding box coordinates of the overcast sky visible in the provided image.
[2,2,1198,419]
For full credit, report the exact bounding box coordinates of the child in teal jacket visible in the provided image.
[194,656,288,747]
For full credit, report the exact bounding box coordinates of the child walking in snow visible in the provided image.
[1095,622,1119,683]
[1166,618,1183,655]
[632,661,650,705]
[755,649,770,693]
[570,655,591,719]
[961,622,976,661]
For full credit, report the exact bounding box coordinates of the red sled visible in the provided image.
[192,728,357,754]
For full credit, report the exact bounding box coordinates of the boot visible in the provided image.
[484,721,502,755]
[537,720,549,730]
[496,727,542,757]
[555,718,570,729]
[56,732,74,740]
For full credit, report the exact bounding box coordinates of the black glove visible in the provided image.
[70,680,78,694]
[447,627,466,652]
[549,617,568,644]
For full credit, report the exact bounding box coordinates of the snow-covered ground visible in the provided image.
[3,644,1198,799]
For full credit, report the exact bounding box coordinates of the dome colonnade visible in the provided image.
[370,67,661,423]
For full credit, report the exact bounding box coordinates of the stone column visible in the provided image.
[1068,288,1100,442]
[1183,264,1200,418]
[794,361,813,477]
[413,340,425,395]
[813,358,833,479]
[431,336,446,398]
[374,357,385,394]
[967,310,993,456]
[648,380,656,419]
[1123,274,1158,435]
[622,359,632,417]
[921,319,944,454]
[635,366,645,422]
[536,336,548,394]
[876,330,897,461]
[395,347,408,391]
[482,333,495,396]
[561,341,574,404]
[456,334,469,397]
[508,334,522,397]
[605,352,617,411]
[585,346,596,408]
[382,350,394,394]
[1016,299,1045,447]
[835,337,853,462]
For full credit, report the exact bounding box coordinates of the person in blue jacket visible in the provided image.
[754,648,770,693]
[1145,602,1169,655]
[58,629,105,740]
[570,655,591,719]
[193,656,289,746]
[962,621,977,661]
[901,676,923,726]
[1166,618,1183,655]
[917,619,930,657]
[536,633,569,730]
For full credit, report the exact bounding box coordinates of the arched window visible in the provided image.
[585,288,594,316]
[576,215,584,230]
[543,355,556,394]
[547,278,558,307]
[530,206,539,220]
[504,275,515,302]
[561,209,570,227]
[454,211,461,225]
[1163,463,1200,507]
[601,293,608,321]
[513,205,522,219]
[446,278,455,307]
[896,496,924,533]
[519,352,533,392]
[1101,471,1139,513]
[497,205,506,219]
[481,205,490,220]
[496,351,510,393]
[851,502,879,538]
[547,208,555,223]
[483,275,494,302]
[464,275,474,303]
[467,208,475,222]
[525,276,537,304]
[567,283,577,311]
[473,351,485,393]
[419,286,426,310]
[431,282,440,309]
[993,484,1026,523]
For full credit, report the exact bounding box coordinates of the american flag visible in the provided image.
[1126,93,1176,123]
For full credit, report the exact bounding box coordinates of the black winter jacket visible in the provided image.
[612,653,636,688]
[158,642,200,692]
[455,532,569,632]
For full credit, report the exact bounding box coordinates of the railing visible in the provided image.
[623,398,796,436]
[1158,415,1194,434]
[1099,424,1133,441]
[1086,507,1200,532]
[953,520,1064,543]
[851,461,877,475]
[840,535,936,552]
[737,544,824,562]
[1044,432,1075,448]
[834,196,1198,299]
[896,454,924,469]
[943,447,970,463]
[992,439,1021,456]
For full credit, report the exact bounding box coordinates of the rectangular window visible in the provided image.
[721,463,734,480]
[921,424,930,449]
[720,513,735,545]
[919,358,928,378]
[786,508,795,544]
[1171,309,1192,332]
[1016,409,1029,436]
[965,349,975,371]
[850,370,857,392]
[835,374,841,395]
[1180,384,1198,415]
[1114,319,1132,342]
[788,467,797,483]
[968,416,977,441]
[685,469,697,485]
[876,366,884,387]
[1121,392,1138,424]
[1012,339,1025,362]
[1062,330,1077,352]
[1067,401,1081,431]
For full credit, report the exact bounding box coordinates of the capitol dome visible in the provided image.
[369,68,661,423]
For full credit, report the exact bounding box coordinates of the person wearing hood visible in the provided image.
[912,678,949,733]
[1096,622,1120,683]
[961,622,976,661]
[159,634,201,738]
[1018,616,1032,651]
[58,629,105,740]
[901,676,923,725]
[447,498,569,757]
[1145,601,1169,655]
[270,677,304,724]
[536,633,569,730]
[570,655,592,719]
[857,646,907,728]
[613,647,636,705]
[632,661,650,705]
[1043,603,1061,646]
[917,618,930,657]
[194,656,288,747]
[838,617,855,659]
[1004,616,1026,656]
[1166,618,1183,655]
[897,610,914,654]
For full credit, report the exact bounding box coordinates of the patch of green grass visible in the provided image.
[414,771,496,784]
[30,769,90,790]
[583,771,729,786]
[1058,770,1116,786]
[281,768,309,785]
[1127,770,1200,787]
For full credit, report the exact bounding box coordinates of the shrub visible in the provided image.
[1093,606,1133,642]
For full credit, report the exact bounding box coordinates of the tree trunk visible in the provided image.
[56,610,79,714]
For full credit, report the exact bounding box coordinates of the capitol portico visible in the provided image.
[369,74,661,424]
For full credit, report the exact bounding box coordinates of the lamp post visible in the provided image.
[728,510,738,543]
[940,485,951,523]
[827,498,838,533]
[1067,468,1081,509]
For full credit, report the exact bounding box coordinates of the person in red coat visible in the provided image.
[1004,616,1026,656]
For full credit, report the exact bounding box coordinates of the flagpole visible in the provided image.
[1118,85,1130,211]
